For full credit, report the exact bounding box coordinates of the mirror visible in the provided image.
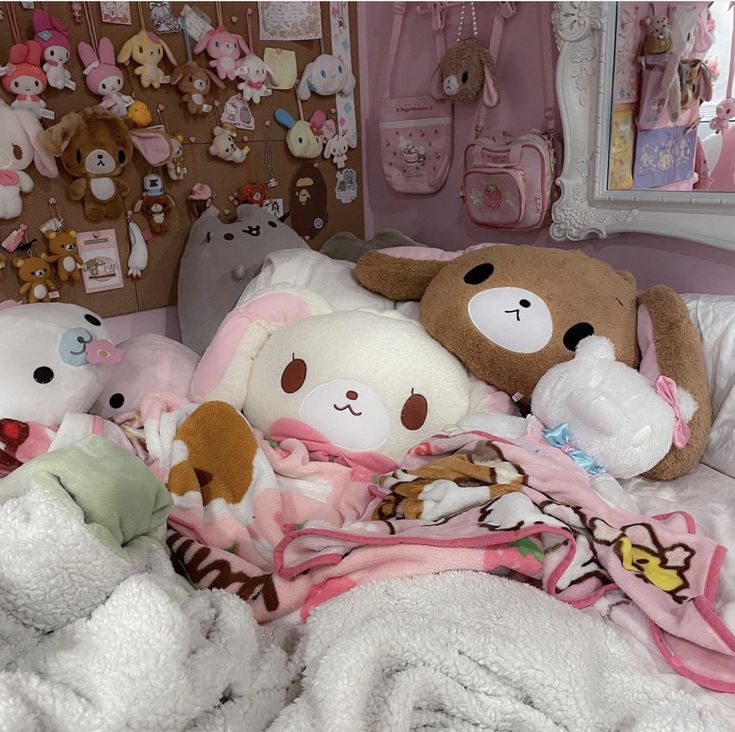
[551,2,735,251]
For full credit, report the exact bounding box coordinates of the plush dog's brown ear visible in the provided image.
[640,285,711,481]
[38,111,84,156]
[356,250,447,301]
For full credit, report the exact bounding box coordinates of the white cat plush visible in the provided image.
[190,286,499,466]
[531,336,698,479]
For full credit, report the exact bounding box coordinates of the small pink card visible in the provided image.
[77,229,124,294]
[100,1,132,25]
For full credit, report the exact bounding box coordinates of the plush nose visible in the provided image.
[346,390,358,401]
[566,389,625,436]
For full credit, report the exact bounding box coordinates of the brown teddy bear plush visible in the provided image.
[39,106,172,222]
[431,38,498,105]
[171,61,224,115]
[13,253,56,303]
[45,228,82,283]
[356,245,711,481]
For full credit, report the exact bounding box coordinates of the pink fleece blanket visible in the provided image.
[144,399,735,692]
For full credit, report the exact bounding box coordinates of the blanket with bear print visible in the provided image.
[133,396,735,692]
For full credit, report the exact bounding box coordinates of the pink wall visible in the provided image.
[357,2,735,295]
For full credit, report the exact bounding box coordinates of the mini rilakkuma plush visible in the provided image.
[323,132,355,169]
[166,134,187,181]
[39,106,172,222]
[356,244,711,481]
[431,38,498,105]
[297,54,356,101]
[32,10,75,91]
[117,30,178,89]
[274,108,322,159]
[78,38,133,117]
[13,253,56,303]
[190,286,480,467]
[177,204,306,354]
[531,336,697,479]
[0,302,122,425]
[170,61,225,115]
[0,99,58,220]
[194,27,249,81]
[209,126,249,163]
[1,41,51,120]
[91,334,199,419]
[135,172,176,235]
[642,12,672,55]
[45,229,82,283]
[236,54,277,104]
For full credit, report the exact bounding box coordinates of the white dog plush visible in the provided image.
[236,54,276,104]
[190,286,490,464]
[531,336,698,479]
[0,301,123,425]
[297,54,356,101]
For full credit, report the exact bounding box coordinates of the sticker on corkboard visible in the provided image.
[148,1,180,33]
[77,229,124,293]
[336,168,357,204]
[258,1,322,41]
[100,1,132,25]
[289,164,328,241]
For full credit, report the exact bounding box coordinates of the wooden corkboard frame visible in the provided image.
[0,1,364,317]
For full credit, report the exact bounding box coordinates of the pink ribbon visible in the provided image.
[269,418,397,475]
[655,375,691,449]
[0,171,20,186]
[246,79,264,89]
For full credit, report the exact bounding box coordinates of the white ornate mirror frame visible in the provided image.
[550,1,735,251]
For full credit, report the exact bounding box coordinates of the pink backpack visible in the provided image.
[379,3,453,195]
[460,3,557,230]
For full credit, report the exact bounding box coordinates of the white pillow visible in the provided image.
[237,248,421,320]
[683,293,735,478]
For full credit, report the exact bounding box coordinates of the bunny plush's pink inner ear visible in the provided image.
[483,68,499,108]
[130,130,173,166]
[190,290,327,406]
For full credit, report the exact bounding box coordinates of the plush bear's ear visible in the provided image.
[430,63,446,100]
[38,111,83,157]
[638,285,711,481]
[616,269,637,289]
[482,59,499,108]
[190,286,332,409]
[356,249,450,302]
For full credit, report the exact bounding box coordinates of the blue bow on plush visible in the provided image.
[542,424,606,476]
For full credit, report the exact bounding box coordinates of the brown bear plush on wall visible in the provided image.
[38,107,172,223]
[356,244,711,481]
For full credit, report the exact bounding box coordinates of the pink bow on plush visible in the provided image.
[655,375,691,449]
[269,417,397,475]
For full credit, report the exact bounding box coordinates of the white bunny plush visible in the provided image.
[236,55,277,104]
[190,286,493,465]
[0,100,58,219]
[531,336,698,479]
[323,133,355,169]
[297,54,356,101]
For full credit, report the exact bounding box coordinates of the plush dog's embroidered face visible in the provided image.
[190,288,472,462]
[357,245,639,404]
[431,38,497,104]
[0,302,116,424]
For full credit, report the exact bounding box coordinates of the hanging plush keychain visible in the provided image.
[430,1,498,105]
[78,5,133,118]
[208,103,249,163]
[171,15,224,115]
[0,37,54,121]
[117,4,178,89]
[236,9,277,104]
[167,133,187,181]
[323,115,356,170]
[194,2,249,81]
[32,9,75,91]
[275,87,323,159]
[126,209,150,279]
[42,198,82,284]
[134,172,176,235]
[297,31,356,103]
[13,248,57,303]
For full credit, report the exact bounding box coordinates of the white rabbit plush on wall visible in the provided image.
[324,133,355,169]
[236,55,277,104]
[0,100,58,219]
[297,54,356,100]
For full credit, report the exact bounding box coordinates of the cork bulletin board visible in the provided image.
[0,1,364,317]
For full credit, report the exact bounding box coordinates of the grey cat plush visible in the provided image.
[178,205,308,354]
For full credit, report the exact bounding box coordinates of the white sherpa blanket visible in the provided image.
[270,572,729,732]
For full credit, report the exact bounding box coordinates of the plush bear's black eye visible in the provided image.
[268,221,277,228]
[33,366,54,384]
[461,71,469,84]
[464,263,494,285]
[563,322,595,352]
[224,232,234,241]
[84,313,101,326]
[76,149,82,164]
[109,393,125,409]
[118,150,126,164]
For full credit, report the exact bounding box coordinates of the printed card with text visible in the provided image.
[100,1,132,25]
[77,229,124,294]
